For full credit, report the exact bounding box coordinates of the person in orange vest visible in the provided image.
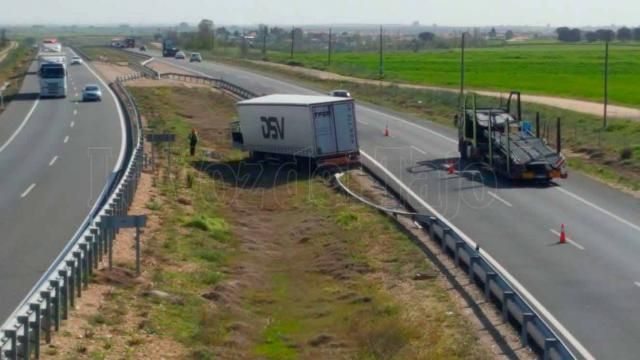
[188,128,199,156]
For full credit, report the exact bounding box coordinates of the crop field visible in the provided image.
[265,43,640,107]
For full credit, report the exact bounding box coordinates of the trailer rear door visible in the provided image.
[333,102,357,152]
[313,105,338,155]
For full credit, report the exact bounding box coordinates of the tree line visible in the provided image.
[556,27,640,42]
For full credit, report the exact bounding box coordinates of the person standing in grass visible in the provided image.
[188,128,199,156]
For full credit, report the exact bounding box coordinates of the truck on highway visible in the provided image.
[162,39,179,57]
[40,38,62,53]
[231,94,360,166]
[37,52,67,98]
[457,91,567,181]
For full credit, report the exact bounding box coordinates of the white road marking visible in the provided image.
[634,282,640,288]
[360,151,593,360]
[49,155,58,166]
[357,119,369,125]
[411,145,426,155]
[488,191,513,207]
[73,109,77,115]
[550,229,585,251]
[0,99,40,153]
[555,187,640,234]
[63,136,69,143]
[75,93,79,97]
[21,183,36,198]
[70,121,75,128]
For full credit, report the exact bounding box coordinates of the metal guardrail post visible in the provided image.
[65,260,75,309]
[454,241,465,265]
[106,208,114,270]
[4,329,16,360]
[441,228,452,250]
[92,227,102,263]
[58,270,68,320]
[79,244,88,290]
[468,255,480,278]
[28,303,40,359]
[485,272,497,299]
[502,291,515,322]
[16,316,28,360]
[72,252,82,298]
[544,338,558,360]
[84,238,93,275]
[50,280,60,332]
[521,313,535,347]
[40,291,51,344]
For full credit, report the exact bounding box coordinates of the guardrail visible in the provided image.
[0,77,144,359]
[334,171,574,359]
[160,72,258,99]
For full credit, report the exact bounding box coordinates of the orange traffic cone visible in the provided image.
[384,125,389,137]
[559,224,566,244]
[447,160,456,174]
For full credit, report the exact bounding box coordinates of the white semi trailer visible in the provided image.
[232,94,359,166]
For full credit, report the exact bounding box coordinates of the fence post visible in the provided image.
[58,270,69,320]
[4,329,16,360]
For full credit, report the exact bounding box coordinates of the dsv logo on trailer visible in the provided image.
[260,116,285,139]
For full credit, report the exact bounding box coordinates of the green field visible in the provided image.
[264,43,640,107]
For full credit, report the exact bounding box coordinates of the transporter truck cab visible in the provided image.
[231,94,360,167]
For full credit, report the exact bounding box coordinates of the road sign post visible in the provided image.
[104,215,147,276]
[0,81,10,109]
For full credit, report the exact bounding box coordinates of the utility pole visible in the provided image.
[379,25,384,79]
[327,27,332,66]
[262,26,267,58]
[290,26,295,59]
[603,40,609,129]
[459,32,466,110]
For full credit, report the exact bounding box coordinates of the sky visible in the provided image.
[0,0,637,27]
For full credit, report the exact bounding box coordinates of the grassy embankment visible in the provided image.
[0,42,36,105]
[49,84,492,359]
[78,46,132,63]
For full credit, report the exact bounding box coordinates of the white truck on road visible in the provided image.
[37,52,67,98]
[232,94,359,166]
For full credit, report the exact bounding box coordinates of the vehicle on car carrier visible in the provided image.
[457,91,567,181]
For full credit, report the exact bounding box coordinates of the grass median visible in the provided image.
[47,83,494,359]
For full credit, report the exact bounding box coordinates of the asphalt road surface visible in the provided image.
[0,48,124,323]
[144,50,640,359]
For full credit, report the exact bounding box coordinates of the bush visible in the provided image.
[183,215,230,240]
[620,147,633,160]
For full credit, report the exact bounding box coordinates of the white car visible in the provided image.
[70,56,83,65]
[175,51,186,60]
[329,89,351,98]
[82,84,102,102]
[190,52,202,62]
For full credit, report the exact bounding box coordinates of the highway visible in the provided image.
[0,48,124,322]
[142,50,640,359]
